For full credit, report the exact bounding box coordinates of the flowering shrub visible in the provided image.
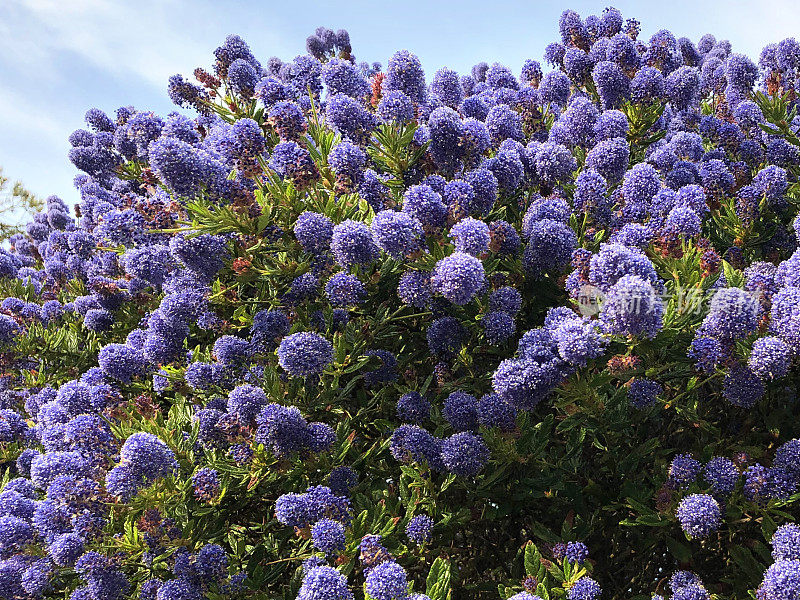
[2,7,800,600]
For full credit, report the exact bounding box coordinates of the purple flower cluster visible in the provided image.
[676,493,721,538]
[275,485,351,529]
[405,514,434,545]
[277,332,334,377]
[430,252,486,305]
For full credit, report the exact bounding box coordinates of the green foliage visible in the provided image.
[0,166,44,241]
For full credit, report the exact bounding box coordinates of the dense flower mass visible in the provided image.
[0,7,799,600]
[676,494,722,538]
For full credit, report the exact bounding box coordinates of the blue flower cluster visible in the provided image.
[757,525,800,600]
[667,439,800,544]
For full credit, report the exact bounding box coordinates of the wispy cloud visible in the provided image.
[0,87,65,142]
[4,0,210,89]
[0,0,224,208]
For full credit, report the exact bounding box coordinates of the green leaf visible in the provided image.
[537,582,550,600]
[524,542,542,577]
[498,585,515,600]
[729,545,766,583]
[426,557,452,600]
[762,512,779,542]
[665,537,693,563]
[721,260,745,288]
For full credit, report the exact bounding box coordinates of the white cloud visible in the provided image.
[0,87,65,142]
[3,0,210,89]
[0,87,74,203]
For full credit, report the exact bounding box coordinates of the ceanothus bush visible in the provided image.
[1,7,799,600]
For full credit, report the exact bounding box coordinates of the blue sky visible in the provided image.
[1,0,799,223]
